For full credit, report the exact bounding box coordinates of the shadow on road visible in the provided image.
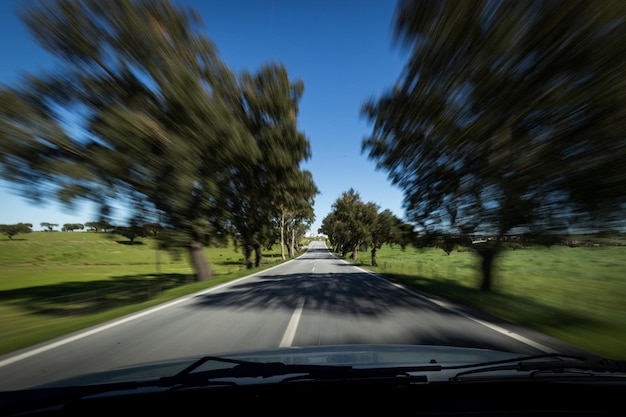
[190,267,598,336]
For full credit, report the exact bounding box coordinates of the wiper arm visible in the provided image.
[0,357,359,414]
[449,354,626,382]
[159,360,354,387]
[159,356,440,388]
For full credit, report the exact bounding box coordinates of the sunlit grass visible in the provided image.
[350,244,626,359]
[0,232,287,355]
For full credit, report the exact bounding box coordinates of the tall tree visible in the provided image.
[277,169,318,259]
[370,209,401,266]
[222,64,314,268]
[319,189,378,261]
[0,0,261,280]
[363,0,626,290]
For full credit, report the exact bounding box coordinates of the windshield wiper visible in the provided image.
[448,353,626,382]
[8,353,621,414]
[158,355,438,388]
[0,357,370,415]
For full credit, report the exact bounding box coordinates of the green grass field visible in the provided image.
[0,232,287,355]
[348,243,626,359]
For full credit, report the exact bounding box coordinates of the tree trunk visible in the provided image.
[371,247,378,267]
[476,247,498,291]
[287,238,294,258]
[254,243,262,268]
[288,227,296,257]
[279,211,286,260]
[351,244,359,261]
[244,244,254,269]
[189,241,212,281]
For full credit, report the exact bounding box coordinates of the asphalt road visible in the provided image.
[0,241,590,390]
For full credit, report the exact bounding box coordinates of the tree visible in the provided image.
[143,223,163,237]
[84,222,98,232]
[40,222,58,232]
[369,209,404,266]
[0,223,33,239]
[62,223,84,232]
[85,221,113,233]
[319,189,378,261]
[0,0,262,280]
[393,220,415,251]
[222,64,315,268]
[362,0,626,290]
[432,233,467,256]
[277,170,318,259]
[116,225,146,243]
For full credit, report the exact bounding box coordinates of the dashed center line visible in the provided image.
[279,298,305,347]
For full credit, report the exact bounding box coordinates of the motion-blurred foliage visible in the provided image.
[0,0,317,278]
[363,0,626,290]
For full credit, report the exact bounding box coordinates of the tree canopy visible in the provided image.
[319,189,406,264]
[40,223,58,232]
[0,223,33,240]
[0,0,316,277]
[362,0,626,290]
[220,64,317,268]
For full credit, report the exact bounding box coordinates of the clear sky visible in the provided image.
[0,0,408,234]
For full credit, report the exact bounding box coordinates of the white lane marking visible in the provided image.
[343,261,557,353]
[279,298,305,348]
[428,299,557,353]
[0,260,296,369]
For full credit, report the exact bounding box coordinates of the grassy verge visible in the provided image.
[0,232,290,355]
[346,244,626,359]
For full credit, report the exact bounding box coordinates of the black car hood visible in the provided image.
[32,344,524,388]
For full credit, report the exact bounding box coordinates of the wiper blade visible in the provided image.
[159,356,440,388]
[449,353,626,382]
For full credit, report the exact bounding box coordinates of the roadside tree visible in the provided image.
[362,0,626,290]
[0,0,262,280]
[0,223,33,239]
[40,222,58,232]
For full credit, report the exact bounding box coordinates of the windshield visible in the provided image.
[0,0,624,393]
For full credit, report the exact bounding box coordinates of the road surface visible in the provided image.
[0,241,589,390]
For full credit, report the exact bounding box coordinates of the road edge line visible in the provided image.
[0,256,300,368]
[332,252,557,353]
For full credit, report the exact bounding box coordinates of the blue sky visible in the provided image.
[0,0,407,234]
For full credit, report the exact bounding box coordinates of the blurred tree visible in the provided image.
[62,223,84,232]
[116,225,146,243]
[319,189,378,261]
[393,220,416,251]
[0,223,33,239]
[277,170,318,259]
[0,0,261,280]
[221,64,315,268]
[319,210,348,255]
[433,233,464,256]
[143,222,163,237]
[363,0,626,290]
[85,220,114,233]
[370,209,402,266]
[40,222,58,232]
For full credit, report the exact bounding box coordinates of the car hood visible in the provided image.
[33,344,524,388]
